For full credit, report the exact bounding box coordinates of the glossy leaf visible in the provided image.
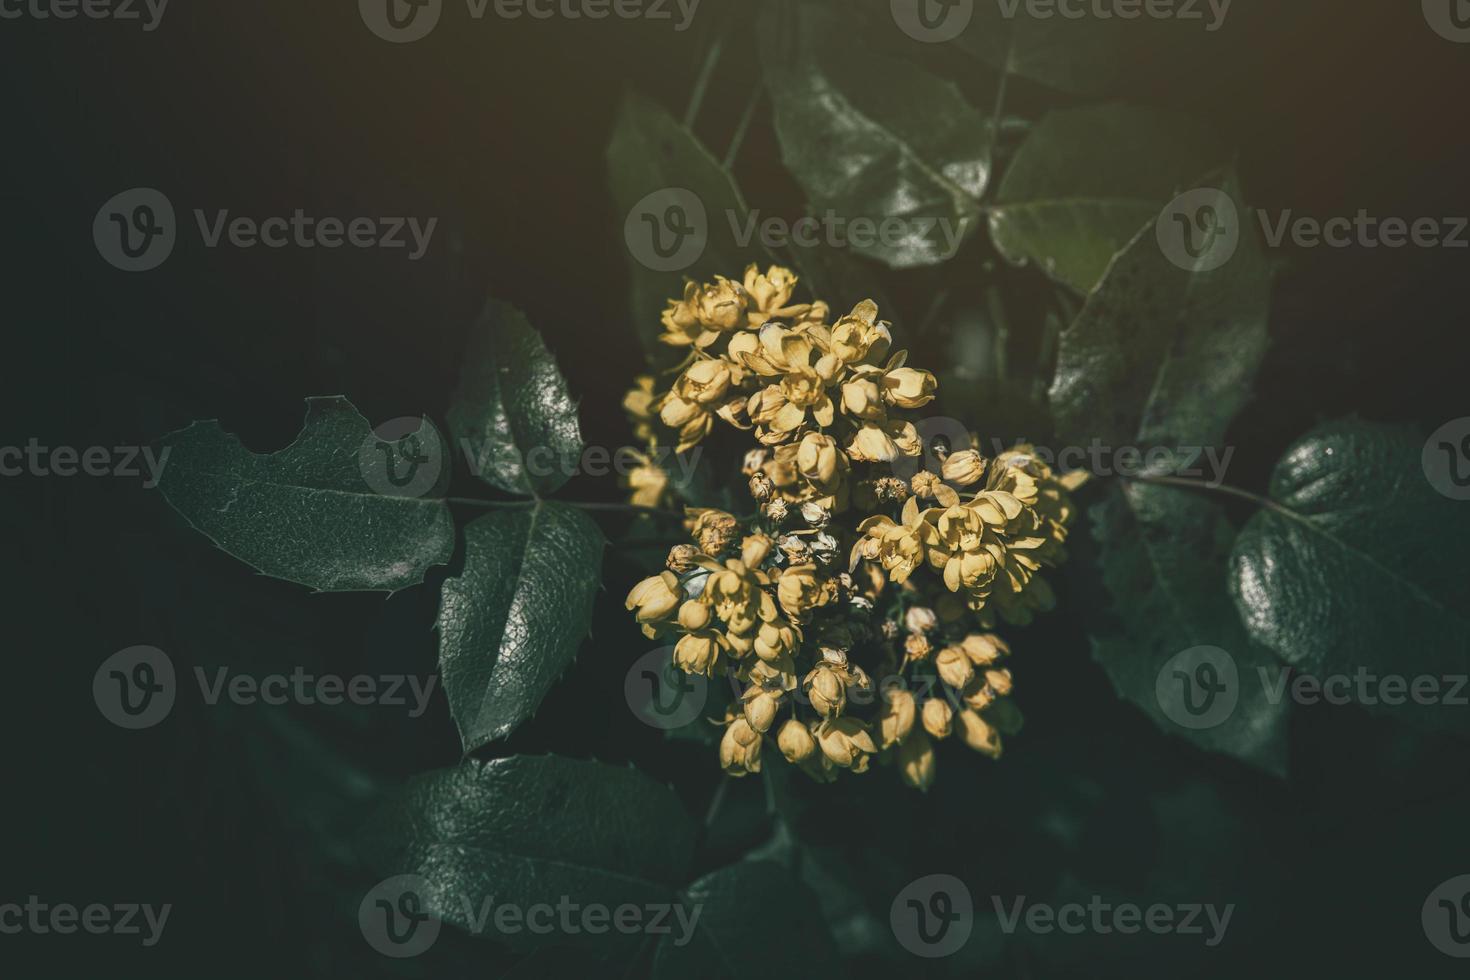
[990,105,1229,293]
[449,300,584,498]
[436,503,604,750]
[762,2,990,268]
[157,396,453,592]
[361,756,696,952]
[1230,419,1470,735]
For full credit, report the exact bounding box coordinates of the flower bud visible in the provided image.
[921,698,953,739]
[876,688,916,748]
[910,471,943,499]
[904,633,932,662]
[961,633,1010,666]
[936,646,975,689]
[626,572,681,624]
[984,668,1014,698]
[815,717,879,771]
[666,543,700,575]
[896,730,936,791]
[677,599,711,631]
[720,717,763,776]
[742,687,781,734]
[799,501,831,528]
[690,509,740,556]
[673,630,724,677]
[956,708,1002,759]
[905,606,937,635]
[776,718,816,763]
[882,366,937,409]
[942,450,987,487]
[763,498,790,525]
[748,472,774,502]
[741,533,774,568]
[803,664,847,719]
[677,357,734,405]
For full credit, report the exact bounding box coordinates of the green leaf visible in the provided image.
[436,503,605,750]
[1090,481,1289,775]
[762,2,990,269]
[448,300,585,498]
[1049,170,1270,451]
[990,105,1229,293]
[157,396,453,592]
[607,90,766,365]
[361,756,697,952]
[1230,419,1470,735]
[652,861,840,980]
[950,5,1128,95]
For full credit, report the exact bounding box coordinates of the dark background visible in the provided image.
[2,0,1468,976]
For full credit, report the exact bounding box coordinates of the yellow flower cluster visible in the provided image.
[623,266,1083,790]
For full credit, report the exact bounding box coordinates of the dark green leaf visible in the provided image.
[157,396,453,592]
[1230,419,1470,735]
[448,300,584,497]
[437,503,605,750]
[1049,170,1270,451]
[361,755,697,952]
[607,90,767,365]
[762,2,990,269]
[652,861,840,980]
[990,105,1229,293]
[1090,481,1289,775]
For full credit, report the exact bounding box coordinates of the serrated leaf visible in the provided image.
[361,756,697,952]
[1090,481,1289,774]
[156,396,453,592]
[607,90,768,365]
[1049,170,1269,451]
[436,503,604,750]
[762,2,990,269]
[449,300,584,497]
[1230,418,1470,735]
[652,861,840,980]
[990,105,1229,293]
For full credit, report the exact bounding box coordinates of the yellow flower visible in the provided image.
[742,685,782,733]
[942,449,987,487]
[803,663,847,718]
[878,351,937,409]
[777,563,834,620]
[921,697,953,739]
[673,629,726,677]
[815,717,878,771]
[776,717,817,763]
[622,374,659,445]
[795,432,848,491]
[851,495,934,585]
[720,716,763,776]
[935,646,975,690]
[658,392,712,453]
[659,277,750,348]
[826,300,892,366]
[688,508,741,557]
[625,572,681,636]
[742,264,816,326]
[876,688,916,748]
[675,357,740,406]
[956,708,1002,759]
[846,419,922,463]
[896,730,936,791]
[754,619,800,662]
[624,453,670,508]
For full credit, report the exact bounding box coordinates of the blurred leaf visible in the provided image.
[157,396,453,592]
[1090,480,1290,774]
[1230,418,1470,735]
[949,3,1129,95]
[361,756,696,953]
[437,504,604,750]
[762,2,990,268]
[607,90,766,365]
[990,105,1229,293]
[652,861,840,980]
[1049,170,1269,450]
[448,301,584,497]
